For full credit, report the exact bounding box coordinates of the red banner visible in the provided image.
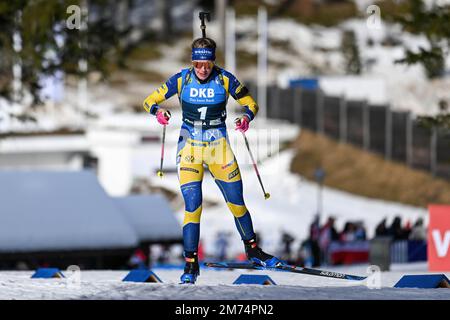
[329,241,370,265]
[428,205,450,271]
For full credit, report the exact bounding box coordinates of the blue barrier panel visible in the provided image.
[122,269,163,283]
[394,274,450,289]
[390,240,428,263]
[31,268,64,279]
[407,241,427,262]
[289,78,319,90]
[233,274,276,285]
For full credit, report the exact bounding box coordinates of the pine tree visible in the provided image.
[341,30,362,75]
[395,0,450,79]
[394,0,450,129]
[0,0,129,107]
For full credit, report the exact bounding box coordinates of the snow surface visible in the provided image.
[0,263,449,300]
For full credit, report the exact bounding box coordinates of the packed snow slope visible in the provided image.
[0,263,449,300]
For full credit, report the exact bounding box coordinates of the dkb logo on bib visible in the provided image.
[190,88,214,98]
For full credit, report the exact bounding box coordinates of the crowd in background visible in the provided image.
[291,215,428,267]
[232,214,425,267]
[127,214,428,269]
[289,215,368,267]
[374,216,427,241]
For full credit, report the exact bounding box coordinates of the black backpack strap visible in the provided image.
[214,65,225,86]
[179,67,193,101]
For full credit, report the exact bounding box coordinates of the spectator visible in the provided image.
[404,219,412,238]
[375,218,389,237]
[214,231,230,261]
[128,248,148,269]
[340,222,356,242]
[309,215,321,267]
[339,221,367,242]
[388,216,409,240]
[354,221,367,241]
[409,218,427,241]
[319,216,339,265]
[280,231,295,263]
[310,215,320,241]
[157,244,171,264]
[198,240,205,262]
[296,239,312,267]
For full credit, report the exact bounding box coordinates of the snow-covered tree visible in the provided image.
[395,0,450,79]
[0,0,129,106]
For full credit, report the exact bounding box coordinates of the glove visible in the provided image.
[156,109,171,125]
[234,115,250,133]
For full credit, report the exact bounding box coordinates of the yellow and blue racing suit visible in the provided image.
[143,66,259,253]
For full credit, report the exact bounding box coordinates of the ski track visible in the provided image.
[1,264,449,300]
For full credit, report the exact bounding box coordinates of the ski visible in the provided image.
[204,262,367,281]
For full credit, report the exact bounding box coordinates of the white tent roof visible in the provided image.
[319,76,388,105]
[0,170,139,252]
[113,195,182,242]
[0,135,88,154]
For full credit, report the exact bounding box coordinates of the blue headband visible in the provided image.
[192,47,215,61]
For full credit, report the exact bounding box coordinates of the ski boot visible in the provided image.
[244,237,285,268]
[180,251,200,284]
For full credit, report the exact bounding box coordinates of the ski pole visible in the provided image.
[157,110,171,178]
[235,118,270,200]
[157,124,166,178]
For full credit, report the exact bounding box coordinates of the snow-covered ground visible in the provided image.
[0,263,449,300]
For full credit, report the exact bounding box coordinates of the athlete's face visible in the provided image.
[193,60,214,80]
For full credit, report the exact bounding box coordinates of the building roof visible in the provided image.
[0,134,89,154]
[0,170,139,252]
[319,76,388,105]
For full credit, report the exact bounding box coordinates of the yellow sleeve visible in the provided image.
[235,86,259,121]
[143,83,169,113]
[142,72,181,114]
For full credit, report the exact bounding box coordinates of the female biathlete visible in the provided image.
[143,37,283,284]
